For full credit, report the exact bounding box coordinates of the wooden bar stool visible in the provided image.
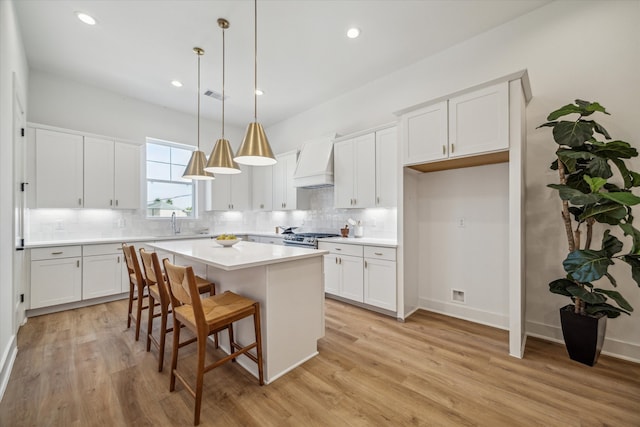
[139,248,216,372]
[122,243,148,341]
[163,259,264,426]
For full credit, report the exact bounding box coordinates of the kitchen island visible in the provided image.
[147,239,328,384]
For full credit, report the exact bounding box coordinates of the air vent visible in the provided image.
[203,89,228,101]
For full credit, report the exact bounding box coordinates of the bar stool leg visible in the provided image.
[146,294,155,352]
[253,303,264,386]
[158,304,168,372]
[194,332,207,426]
[170,317,181,392]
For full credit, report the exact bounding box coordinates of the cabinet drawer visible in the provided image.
[364,246,396,261]
[318,242,363,257]
[83,243,125,256]
[31,245,82,260]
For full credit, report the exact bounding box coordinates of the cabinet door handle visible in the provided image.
[110,199,113,206]
[115,200,119,207]
[260,204,264,209]
[335,257,337,264]
[78,198,82,206]
[377,196,380,205]
[451,143,455,153]
[338,257,342,265]
[335,248,342,251]
[117,256,120,263]
[51,251,63,255]
[442,145,446,155]
[365,260,368,268]
[76,260,80,268]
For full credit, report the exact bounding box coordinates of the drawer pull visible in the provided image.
[335,248,342,251]
[374,252,383,256]
[51,251,63,255]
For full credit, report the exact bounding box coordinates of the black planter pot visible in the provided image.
[559,304,607,366]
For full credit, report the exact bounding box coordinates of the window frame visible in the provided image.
[145,137,198,219]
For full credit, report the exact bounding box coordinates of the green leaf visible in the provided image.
[547,184,601,205]
[563,249,613,283]
[591,140,637,159]
[568,206,583,222]
[619,223,640,255]
[580,203,625,223]
[586,157,612,179]
[604,272,617,287]
[547,104,584,121]
[600,191,640,206]
[583,101,609,115]
[566,284,607,304]
[593,122,611,139]
[537,121,558,129]
[631,172,640,187]
[594,288,634,312]
[549,279,574,297]
[585,303,628,318]
[557,149,593,173]
[552,121,594,147]
[621,255,640,286]
[611,158,633,189]
[601,230,623,257]
[583,175,607,193]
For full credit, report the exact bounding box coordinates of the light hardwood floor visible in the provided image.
[1,298,639,426]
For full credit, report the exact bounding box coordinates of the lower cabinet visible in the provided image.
[30,246,82,309]
[319,242,397,312]
[82,244,127,299]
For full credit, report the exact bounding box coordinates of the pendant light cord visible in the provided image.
[254,0,257,121]
[197,50,201,150]
[222,26,226,139]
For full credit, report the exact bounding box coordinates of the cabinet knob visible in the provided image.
[260,204,264,209]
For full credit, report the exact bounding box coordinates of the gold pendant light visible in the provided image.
[234,0,276,166]
[205,18,241,174]
[183,47,214,180]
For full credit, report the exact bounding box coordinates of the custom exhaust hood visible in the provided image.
[292,134,337,188]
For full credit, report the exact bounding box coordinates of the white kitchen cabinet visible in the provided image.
[34,128,84,208]
[402,101,448,165]
[448,82,509,158]
[259,236,284,245]
[374,127,398,207]
[82,244,126,299]
[84,138,141,209]
[251,164,273,211]
[320,242,364,301]
[272,151,309,211]
[401,81,508,166]
[363,246,397,311]
[206,165,251,211]
[334,133,376,209]
[30,246,82,309]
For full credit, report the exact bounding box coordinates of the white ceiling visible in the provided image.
[15,0,551,128]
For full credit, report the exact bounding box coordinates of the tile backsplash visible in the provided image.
[27,187,397,242]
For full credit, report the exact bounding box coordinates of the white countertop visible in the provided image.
[147,239,328,271]
[317,236,397,248]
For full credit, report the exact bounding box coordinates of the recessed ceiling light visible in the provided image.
[171,80,183,88]
[255,89,264,96]
[75,12,96,26]
[346,27,360,39]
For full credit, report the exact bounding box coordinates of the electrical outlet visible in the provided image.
[452,289,465,303]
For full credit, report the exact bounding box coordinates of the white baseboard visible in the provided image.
[526,320,640,363]
[0,335,17,402]
[419,297,509,330]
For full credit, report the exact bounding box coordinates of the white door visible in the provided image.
[364,258,397,311]
[333,139,355,208]
[375,127,398,207]
[114,142,141,209]
[323,254,341,296]
[448,81,509,158]
[207,174,231,211]
[252,164,273,211]
[230,165,251,211]
[401,100,448,165]
[272,156,286,210]
[83,254,122,299]
[282,153,298,210]
[30,257,82,309]
[353,133,376,208]
[84,137,115,209]
[339,255,364,302]
[13,81,27,328]
[35,129,84,208]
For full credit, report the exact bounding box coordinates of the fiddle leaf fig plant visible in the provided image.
[540,100,640,318]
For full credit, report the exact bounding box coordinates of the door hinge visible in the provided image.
[20,294,24,303]
[20,182,28,192]
[21,128,25,137]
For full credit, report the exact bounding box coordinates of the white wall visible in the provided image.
[266,1,640,360]
[0,0,29,398]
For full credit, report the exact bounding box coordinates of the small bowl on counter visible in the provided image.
[215,235,241,247]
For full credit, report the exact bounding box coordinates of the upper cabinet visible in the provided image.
[401,81,509,167]
[334,126,397,209]
[205,165,251,211]
[33,128,84,208]
[252,164,273,211]
[272,151,309,211]
[84,137,141,209]
[28,125,141,210]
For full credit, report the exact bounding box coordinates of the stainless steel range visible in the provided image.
[283,230,340,248]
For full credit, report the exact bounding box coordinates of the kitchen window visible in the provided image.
[146,139,196,218]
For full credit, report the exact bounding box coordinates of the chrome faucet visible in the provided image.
[171,212,180,234]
